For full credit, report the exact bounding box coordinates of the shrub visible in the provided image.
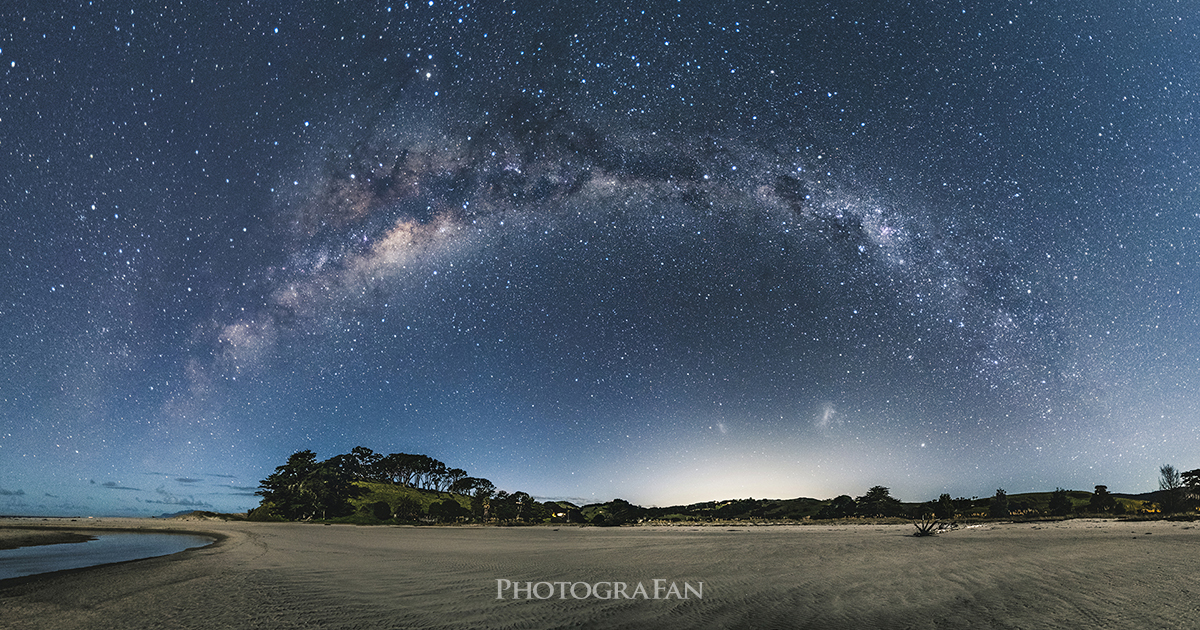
[369,500,392,521]
[989,489,1009,518]
[913,513,939,537]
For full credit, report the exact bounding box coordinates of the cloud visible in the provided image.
[141,486,212,508]
[0,487,26,496]
[176,478,203,484]
[535,496,592,506]
[98,480,141,490]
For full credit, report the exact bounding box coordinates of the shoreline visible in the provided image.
[0,518,229,548]
[0,528,97,551]
[3,517,1200,629]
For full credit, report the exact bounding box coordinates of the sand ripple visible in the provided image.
[3,519,1199,629]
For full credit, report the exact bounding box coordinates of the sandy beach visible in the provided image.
[2,517,1199,629]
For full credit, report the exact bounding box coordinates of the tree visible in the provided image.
[429,499,470,523]
[1048,488,1072,516]
[816,495,857,519]
[350,446,384,481]
[492,491,517,522]
[256,450,320,520]
[1159,464,1185,514]
[1088,485,1116,513]
[1182,469,1200,493]
[606,498,640,525]
[450,476,493,497]
[368,500,392,521]
[989,488,1009,518]
[855,486,902,517]
[255,450,360,520]
[393,495,423,521]
[935,493,956,519]
[1183,468,1200,510]
[524,500,551,523]
[443,468,468,492]
[466,478,496,522]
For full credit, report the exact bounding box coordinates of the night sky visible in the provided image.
[2,1,1198,517]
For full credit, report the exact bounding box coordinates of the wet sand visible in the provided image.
[0,528,96,550]
[2,517,1199,629]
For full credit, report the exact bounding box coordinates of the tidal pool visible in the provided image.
[0,532,214,580]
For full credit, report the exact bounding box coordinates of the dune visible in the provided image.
[2,517,1199,629]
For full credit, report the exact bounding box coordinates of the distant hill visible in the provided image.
[577,489,1167,524]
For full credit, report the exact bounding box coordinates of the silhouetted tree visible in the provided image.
[509,491,533,521]
[1183,468,1200,509]
[606,498,640,525]
[255,450,361,520]
[816,495,857,519]
[989,489,1009,518]
[467,479,496,521]
[855,486,902,517]
[1088,485,1116,513]
[1182,469,1200,493]
[429,499,470,522]
[322,453,362,480]
[351,446,384,481]
[935,493,955,519]
[256,450,320,519]
[492,491,518,522]
[1048,488,1072,516]
[442,468,468,492]
[524,500,551,523]
[1159,464,1186,514]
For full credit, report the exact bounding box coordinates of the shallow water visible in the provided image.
[0,532,214,580]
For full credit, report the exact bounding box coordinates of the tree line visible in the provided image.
[813,462,1200,522]
[252,446,563,523]
[253,448,1200,524]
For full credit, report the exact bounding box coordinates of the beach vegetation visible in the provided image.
[1087,485,1117,514]
[855,486,903,518]
[815,495,857,519]
[1158,464,1186,514]
[989,489,1009,518]
[912,513,939,536]
[1182,468,1200,499]
[429,498,472,523]
[934,494,955,519]
[1048,488,1072,516]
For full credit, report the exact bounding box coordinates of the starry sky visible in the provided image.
[2,1,1198,517]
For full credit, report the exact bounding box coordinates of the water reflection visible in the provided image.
[0,532,214,580]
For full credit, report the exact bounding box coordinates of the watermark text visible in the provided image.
[496,579,702,600]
